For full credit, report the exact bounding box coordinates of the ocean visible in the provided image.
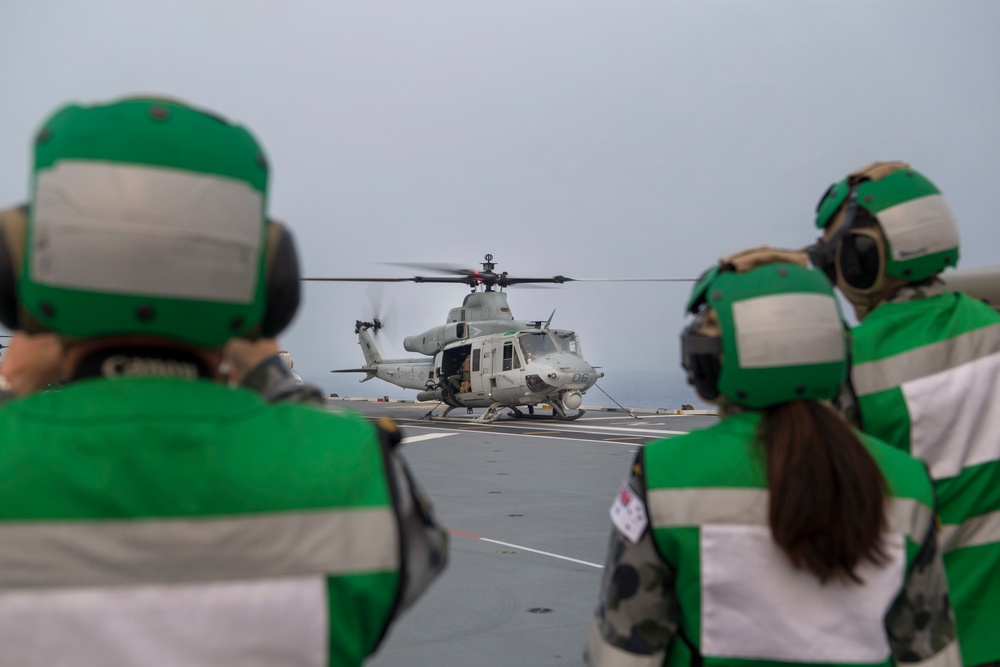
[303,367,712,411]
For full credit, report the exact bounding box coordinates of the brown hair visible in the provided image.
[758,400,889,584]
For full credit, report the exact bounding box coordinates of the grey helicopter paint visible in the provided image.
[349,312,599,422]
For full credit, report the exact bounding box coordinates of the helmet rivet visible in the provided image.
[135,305,155,322]
[256,153,268,171]
[903,268,912,277]
[711,290,723,301]
[230,315,246,331]
[35,128,52,145]
[148,105,170,121]
[795,384,806,395]
[863,194,874,203]
[736,390,747,399]
[777,268,789,277]
[39,301,55,318]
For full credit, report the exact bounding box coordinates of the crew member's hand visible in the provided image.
[0,332,64,396]
[223,338,281,384]
[721,246,809,273]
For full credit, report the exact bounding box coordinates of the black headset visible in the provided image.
[259,220,302,338]
[680,307,723,401]
[809,183,883,291]
[0,205,301,340]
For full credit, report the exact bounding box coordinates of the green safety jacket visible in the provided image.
[850,291,1000,666]
[641,412,947,667]
[0,376,402,667]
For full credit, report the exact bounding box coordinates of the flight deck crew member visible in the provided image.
[0,97,447,667]
[809,162,1000,667]
[586,261,959,667]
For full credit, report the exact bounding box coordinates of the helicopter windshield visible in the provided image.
[517,332,559,363]
[553,331,583,357]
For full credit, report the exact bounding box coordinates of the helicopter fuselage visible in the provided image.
[344,324,602,416]
[423,329,599,410]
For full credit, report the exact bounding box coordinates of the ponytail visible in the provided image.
[758,400,889,584]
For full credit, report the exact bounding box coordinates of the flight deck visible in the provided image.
[327,399,717,667]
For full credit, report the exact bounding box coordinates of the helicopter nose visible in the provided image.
[528,355,598,393]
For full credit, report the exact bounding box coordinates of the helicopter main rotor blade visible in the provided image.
[302,276,697,284]
[304,254,696,285]
[498,276,573,285]
[302,276,474,284]
[565,278,698,282]
[380,262,476,276]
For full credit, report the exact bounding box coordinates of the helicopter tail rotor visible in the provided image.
[354,319,384,335]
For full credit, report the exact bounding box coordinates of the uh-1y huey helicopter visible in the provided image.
[305,254,677,423]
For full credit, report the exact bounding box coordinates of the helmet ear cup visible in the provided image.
[837,231,881,291]
[684,351,721,401]
[0,207,27,331]
[681,313,722,402]
[261,221,301,338]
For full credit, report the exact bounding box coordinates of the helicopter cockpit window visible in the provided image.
[554,332,582,357]
[502,342,522,372]
[518,332,558,363]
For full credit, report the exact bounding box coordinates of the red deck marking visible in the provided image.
[447,528,483,540]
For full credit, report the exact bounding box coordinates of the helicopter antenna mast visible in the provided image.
[478,253,500,292]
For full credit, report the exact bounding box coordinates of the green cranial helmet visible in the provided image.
[681,263,848,409]
[814,163,960,283]
[20,97,276,347]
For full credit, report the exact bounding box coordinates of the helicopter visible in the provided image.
[303,254,682,423]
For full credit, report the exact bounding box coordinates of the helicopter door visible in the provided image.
[480,339,497,397]
[468,344,485,395]
[490,340,523,403]
[442,344,473,394]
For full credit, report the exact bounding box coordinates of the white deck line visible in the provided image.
[401,433,456,444]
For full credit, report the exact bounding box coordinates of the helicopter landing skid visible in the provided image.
[421,402,505,424]
[553,408,586,421]
[507,404,586,421]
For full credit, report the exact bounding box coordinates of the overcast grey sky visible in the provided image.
[2,1,998,398]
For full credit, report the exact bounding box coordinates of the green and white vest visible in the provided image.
[644,411,936,667]
[0,377,401,667]
[850,292,1000,666]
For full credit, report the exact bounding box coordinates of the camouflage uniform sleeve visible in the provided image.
[586,450,679,667]
[376,418,449,616]
[239,354,325,405]
[885,522,961,665]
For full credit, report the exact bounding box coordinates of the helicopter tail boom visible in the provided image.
[357,325,384,366]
